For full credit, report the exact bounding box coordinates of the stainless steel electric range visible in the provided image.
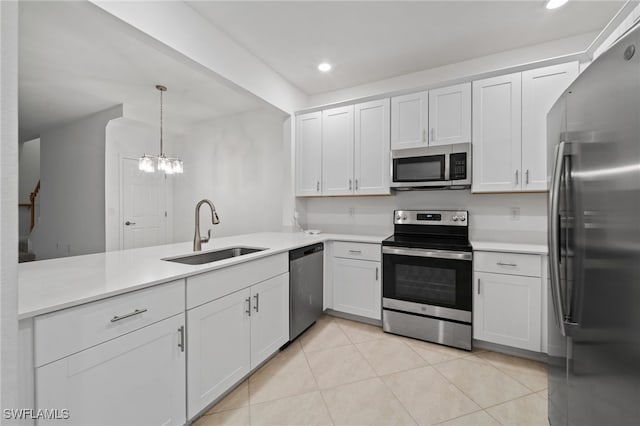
[381,210,472,350]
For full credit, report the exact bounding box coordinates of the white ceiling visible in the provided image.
[187,0,624,95]
[19,1,269,142]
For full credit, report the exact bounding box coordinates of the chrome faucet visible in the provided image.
[193,199,220,251]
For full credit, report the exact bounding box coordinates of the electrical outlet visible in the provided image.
[348,207,355,217]
[510,207,521,221]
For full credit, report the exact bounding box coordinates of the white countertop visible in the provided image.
[18,232,385,320]
[470,241,548,255]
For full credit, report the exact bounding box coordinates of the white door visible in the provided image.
[354,99,390,195]
[332,258,381,320]
[472,73,522,193]
[250,273,289,368]
[187,288,251,419]
[122,158,167,249]
[36,314,186,426]
[473,272,541,352]
[295,112,323,196]
[428,83,471,146]
[322,105,355,196]
[522,62,578,191]
[391,91,428,150]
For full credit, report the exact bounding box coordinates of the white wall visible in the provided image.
[31,105,122,259]
[1,0,19,411]
[105,117,181,251]
[18,138,40,238]
[309,32,595,107]
[172,108,289,242]
[301,191,547,245]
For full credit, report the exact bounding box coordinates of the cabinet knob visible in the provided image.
[452,216,459,221]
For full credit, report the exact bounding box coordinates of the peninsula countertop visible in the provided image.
[18,232,386,320]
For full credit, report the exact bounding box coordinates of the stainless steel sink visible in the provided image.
[163,247,266,265]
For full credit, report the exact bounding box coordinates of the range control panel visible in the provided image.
[394,210,468,226]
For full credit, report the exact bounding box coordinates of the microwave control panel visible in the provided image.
[449,152,467,180]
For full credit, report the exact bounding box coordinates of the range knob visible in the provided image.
[460,216,466,222]
[452,216,459,221]
[402,215,407,220]
[396,215,402,221]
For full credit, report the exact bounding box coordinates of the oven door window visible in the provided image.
[383,253,472,311]
[393,155,445,182]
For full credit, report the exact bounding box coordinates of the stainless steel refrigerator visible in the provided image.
[547,24,640,426]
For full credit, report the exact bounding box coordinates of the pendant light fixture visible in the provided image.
[138,84,184,174]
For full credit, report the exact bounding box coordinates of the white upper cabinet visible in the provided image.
[295,112,322,196]
[354,99,391,195]
[428,83,471,146]
[522,62,578,191]
[322,105,355,196]
[391,91,428,150]
[472,72,522,193]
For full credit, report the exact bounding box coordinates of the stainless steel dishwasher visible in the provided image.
[289,243,324,341]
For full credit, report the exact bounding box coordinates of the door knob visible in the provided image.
[125,221,136,226]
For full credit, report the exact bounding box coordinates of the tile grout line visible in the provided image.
[300,336,337,426]
[376,369,422,426]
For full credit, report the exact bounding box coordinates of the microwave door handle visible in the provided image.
[549,141,568,337]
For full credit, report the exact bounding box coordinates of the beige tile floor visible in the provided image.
[194,315,548,426]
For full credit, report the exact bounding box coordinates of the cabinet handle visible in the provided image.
[477,278,481,295]
[316,181,320,192]
[422,129,427,142]
[375,267,379,281]
[245,297,251,317]
[525,169,530,185]
[496,261,517,267]
[110,308,147,323]
[254,293,260,313]
[124,221,136,226]
[515,170,519,185]
[348,250,362,254]
[355,179,359,191]
[349,179,352,191]
[178,325,185,352]
[430,128,435,142]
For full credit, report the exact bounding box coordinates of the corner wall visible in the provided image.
[31,105,122,259]
[172,108,289,242]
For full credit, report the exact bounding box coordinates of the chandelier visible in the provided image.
[138,85,184,174]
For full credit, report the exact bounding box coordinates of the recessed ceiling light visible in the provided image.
[318,62,332,72]
[546,0,568,10]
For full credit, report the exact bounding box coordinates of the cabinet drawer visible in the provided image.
[187,253,288,309]
[474,251,541,277]
[333,241,381,262]
[35,280,185,367]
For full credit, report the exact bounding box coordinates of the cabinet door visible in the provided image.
[354,99,391,195]
[472,73,522,193]
[391,91,428,150]
[332,258,381,320]
[36,314,186,426]
[473,271,541,352]
[187,289,251,419]
[522,62,578,191]
[250,273,290,368]
[428,83,471,146]
[322,105,355,195]
[296,112,322,196]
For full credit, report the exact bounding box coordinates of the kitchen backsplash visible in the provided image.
[301,190,547,245]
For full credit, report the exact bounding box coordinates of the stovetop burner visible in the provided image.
[383,209,471,252]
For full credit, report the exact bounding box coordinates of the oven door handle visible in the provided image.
[382,246,472,261]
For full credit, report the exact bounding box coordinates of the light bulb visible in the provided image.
[318,62,332,72]
[546,0,568,10]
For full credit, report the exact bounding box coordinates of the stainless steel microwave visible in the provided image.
[390,143,471,190]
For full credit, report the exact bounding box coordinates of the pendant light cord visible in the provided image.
[159,87,164,156]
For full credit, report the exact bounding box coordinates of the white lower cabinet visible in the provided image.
[187,273,289,418]
[187,289,251,419]
[332,243,381,320]
[36,313,186,426]
[473,251,543,352]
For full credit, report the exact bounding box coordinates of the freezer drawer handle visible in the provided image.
[110,308,147,323]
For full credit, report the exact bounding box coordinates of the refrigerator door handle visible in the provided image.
[549,141,568,337]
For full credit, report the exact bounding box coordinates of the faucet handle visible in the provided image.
[201,229,211,244]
